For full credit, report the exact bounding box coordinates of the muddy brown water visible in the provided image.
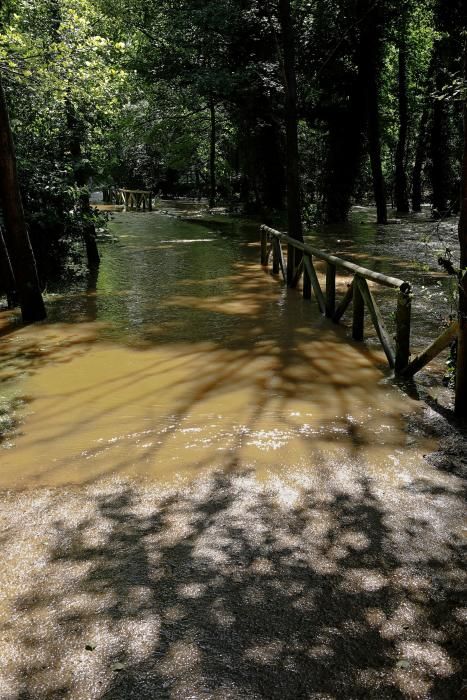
[0,204,464,699]
[0,204,455,487]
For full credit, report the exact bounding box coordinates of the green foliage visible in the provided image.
[0,0,128,276]
[0,0,464,228]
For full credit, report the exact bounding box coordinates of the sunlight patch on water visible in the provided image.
[0,210,436,489]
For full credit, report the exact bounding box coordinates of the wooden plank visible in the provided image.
[357,276,395,368]
[325,262,336,318]
[303,255,325,314]
[260,225,408,290]
[395,288,412,374]
[352,278,365,341]
[402,321,459,378]
[333,281,354,323]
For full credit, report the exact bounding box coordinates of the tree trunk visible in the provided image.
[209,99,216,209]
[430,48,452,215]
[278,0,303,285]
[412,105,430,212]
[411,55,436,212]
[395,32,410,213]
[360,2,387,225]
[0,76,46,323]
[367,59,387,223]
[323,104,366,224]
[455,74,467,421]
[368,105,387,224]
[0,226,17,308]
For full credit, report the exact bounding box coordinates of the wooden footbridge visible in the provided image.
[119,189,153,211]
[102,187,153,211]
[260,226,459,378]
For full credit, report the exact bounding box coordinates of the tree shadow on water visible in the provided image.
[6,471,465,699]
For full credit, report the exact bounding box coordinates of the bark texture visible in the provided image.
[361,3,387,225]
[278,0,303,285]
[209,100,216,209]
[395,35,409,213]
[455,89,467,421]
[0,76,46,323]
[411,106,430,212]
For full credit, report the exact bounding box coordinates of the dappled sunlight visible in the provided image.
[0,211,465,698]
[0,322,105,385]
[0,470,464,698]
[0,214,435,489]
[0,323,430,488]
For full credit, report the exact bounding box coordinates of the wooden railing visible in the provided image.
[118,189,153,211]
[260,225,412,375]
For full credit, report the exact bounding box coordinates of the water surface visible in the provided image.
[0,205,443,487]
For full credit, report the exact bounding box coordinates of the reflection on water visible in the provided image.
[0,205,439,487]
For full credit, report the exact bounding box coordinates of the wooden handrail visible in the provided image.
[261,224,459,380]
[118,188,152,194]
[261,225,411,292]
[261,224,413,375]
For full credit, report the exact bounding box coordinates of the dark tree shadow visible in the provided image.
[1,214,465,698]
[4,470,465,699]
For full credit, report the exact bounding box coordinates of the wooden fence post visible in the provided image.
[303,261,311,299]
[261,227,268,265]
[395,285,412,375]
[272,238,280,274]
[325,262,336,318]
[286,243,294,285]
[352,276,365,341]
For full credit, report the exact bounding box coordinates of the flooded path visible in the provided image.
[0,206,464,698]
[0,207,443,487]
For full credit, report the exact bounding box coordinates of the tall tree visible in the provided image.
[394,12,410,213]
[411,77,433,212]
[209,99,217,208]
[455,58,467,421]
[411,33,437,212]
[360,0,387,224]
[429,0,461,215]
[278,0,303,284]
[0,75,46,323]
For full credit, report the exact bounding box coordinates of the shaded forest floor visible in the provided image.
[0,408,465,700]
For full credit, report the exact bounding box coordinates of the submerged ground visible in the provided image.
[0,204,465,698]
